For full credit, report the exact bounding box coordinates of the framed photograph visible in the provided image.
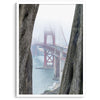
[16,1,84,97]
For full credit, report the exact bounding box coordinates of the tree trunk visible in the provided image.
[19,4,39,94]
[59,4,83,94]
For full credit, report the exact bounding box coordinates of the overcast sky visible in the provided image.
[32,4,75,47]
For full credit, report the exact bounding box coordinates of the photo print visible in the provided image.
[17,3,83,96]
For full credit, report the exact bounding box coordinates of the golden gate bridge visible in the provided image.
[32,31,68,80]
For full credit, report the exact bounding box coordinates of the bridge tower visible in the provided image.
[44,31,55,67]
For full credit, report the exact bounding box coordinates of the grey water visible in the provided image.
[32,56,58,94]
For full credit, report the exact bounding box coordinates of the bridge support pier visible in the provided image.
[60,51,63,81]
[54,50,60,80]
[44,31,55,68]
[44,50,47,67]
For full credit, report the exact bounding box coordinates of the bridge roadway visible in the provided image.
[33,42,68,81]
[33,43,67,58]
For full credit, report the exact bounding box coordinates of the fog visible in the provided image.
[31,5,76,94]
[32,4,75,48]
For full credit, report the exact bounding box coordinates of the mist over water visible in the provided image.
[31,4,75,94]
[32,56,59,94]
